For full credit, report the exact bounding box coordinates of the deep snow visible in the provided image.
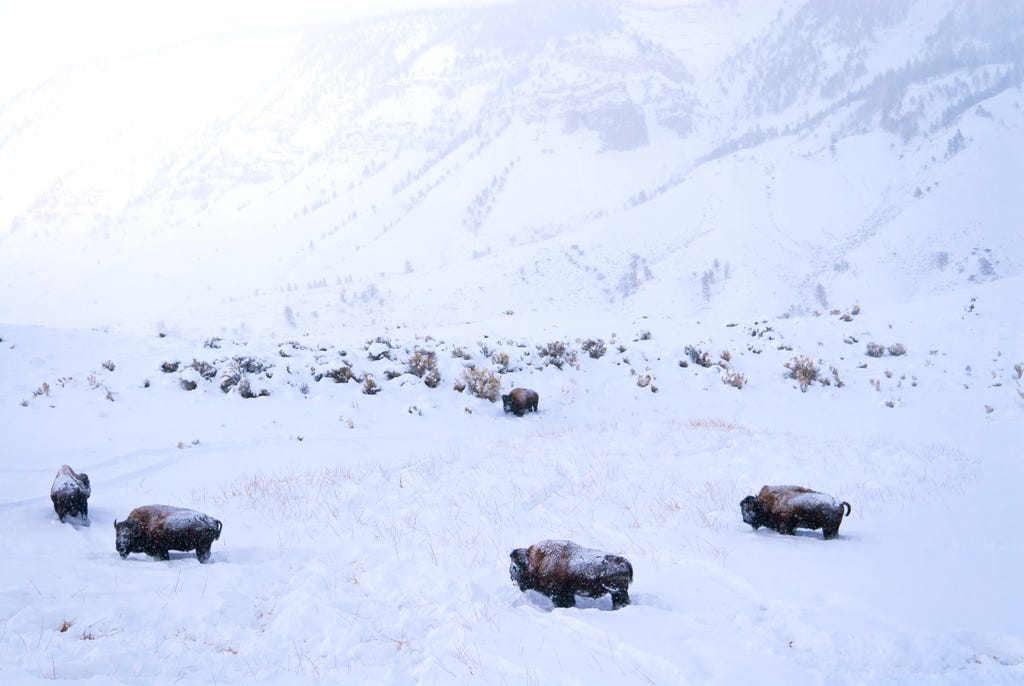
[2,275,1022,684]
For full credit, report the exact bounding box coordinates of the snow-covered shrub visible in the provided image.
[491,351,513,373]
[722,368,746,389]
[365,337,394,361]
[537,340,576,370]
[220,357,271,395]
[407,350,441,388]
[324,364,357,383]
[161,361,180,373]
[887,343,907,356]
[189,359,217,380]
[460,366,501,401]
[237,378,270,399]
[102,360,115,372]
[581,338,606,359]
[785,355,820,392]
[180,368,202,391]
[684,345,713,368]
[830,365,845,388]
[362,374,380,395]
[866,342,885,358]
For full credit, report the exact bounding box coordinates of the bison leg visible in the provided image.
[611,589,630,610]
[196,546,212,563]
[823,527,839,540]
[157,550,170,561]
[551,591,575,608]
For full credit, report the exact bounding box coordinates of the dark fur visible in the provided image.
[502,388,539,416]
[50,465,91,523]
[741,485,851,539]
[509,540,633,609]
[114,505,222,563]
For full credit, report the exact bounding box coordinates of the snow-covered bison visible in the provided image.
[114,505,222,563]
[50,465,91,524]
[740,485,851,539]
[510,540,633,609]
[502,388,539,416]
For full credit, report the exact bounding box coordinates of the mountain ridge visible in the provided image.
[0,0,1020,335]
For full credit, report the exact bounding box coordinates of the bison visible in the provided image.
[114,505,222,563]
[502,388,539,416]
[740,485,851,539]
[509,539,633,609]
[50,465,91,524]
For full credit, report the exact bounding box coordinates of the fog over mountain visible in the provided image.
[1,0,1021,335]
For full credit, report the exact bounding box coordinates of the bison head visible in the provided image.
[740,495,765,529]
[501,394,514,413]
[509,548,534,591]
[114,518,140,558]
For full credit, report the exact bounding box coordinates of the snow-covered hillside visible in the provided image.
[1,1,1022,684]
[0,0,1021,335]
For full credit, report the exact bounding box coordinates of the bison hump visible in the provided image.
[51,466,89,496]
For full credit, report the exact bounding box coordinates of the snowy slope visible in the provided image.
[0,0,1021,335]
[1,275,1022,684]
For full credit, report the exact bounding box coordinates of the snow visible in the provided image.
[775,488,843,510]
[50,465,90,498]
[1,1,1023,684]
[2,278,1022,683]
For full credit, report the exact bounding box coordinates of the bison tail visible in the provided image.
[214,520,223,539]
[841,501,852,516]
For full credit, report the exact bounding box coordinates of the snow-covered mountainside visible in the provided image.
[1,0,1021,335]
[1,2,1022,684]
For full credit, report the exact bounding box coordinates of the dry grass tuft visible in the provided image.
[460,366,501,401]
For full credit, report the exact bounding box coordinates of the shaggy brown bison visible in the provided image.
[510,540,633,609]
[50,465,90,524]
[115,505,222,563]
[502,388,539,416]
[741,485,851,539]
